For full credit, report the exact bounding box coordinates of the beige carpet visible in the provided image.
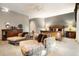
[0,38,79,56]
[0,40,22,56]
[47,38,79,56]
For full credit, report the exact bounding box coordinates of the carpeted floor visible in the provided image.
[47,38,79,56]
[0,38,79,56]
[0,40,22,56]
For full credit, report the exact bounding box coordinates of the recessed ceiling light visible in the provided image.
[1,7,9,12]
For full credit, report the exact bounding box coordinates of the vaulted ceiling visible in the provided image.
[0,3,75,18]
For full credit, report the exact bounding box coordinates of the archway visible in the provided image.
[30,21,37,33]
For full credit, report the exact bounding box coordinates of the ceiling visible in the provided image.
[0,3,75,18]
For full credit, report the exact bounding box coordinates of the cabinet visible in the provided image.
[2,29,23,40]
[66,31,76,38]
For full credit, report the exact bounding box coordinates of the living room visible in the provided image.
[0,3,78,56]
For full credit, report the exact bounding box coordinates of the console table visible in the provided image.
[66,31,76,38]
[2,29,23,40]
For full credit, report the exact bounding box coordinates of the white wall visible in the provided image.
[45,12,75,27]
[76,9,79,42]
[0,11,29,39]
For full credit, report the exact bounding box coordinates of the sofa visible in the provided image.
[20,40,46,56]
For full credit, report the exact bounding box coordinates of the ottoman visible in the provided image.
[7,36,26,45]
